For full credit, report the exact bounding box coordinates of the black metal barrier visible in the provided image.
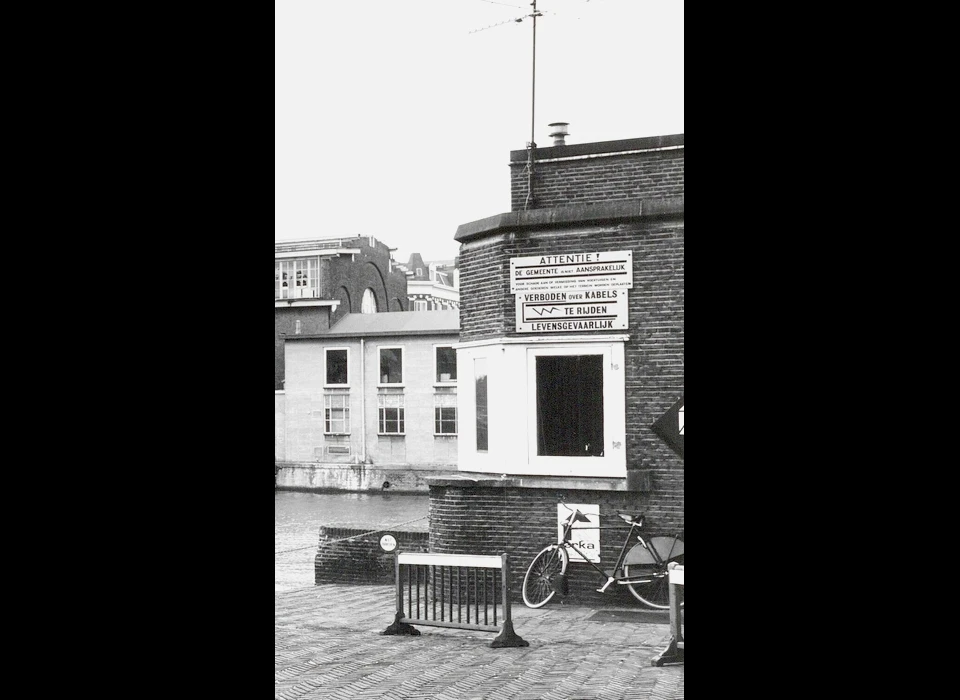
[382,552,528,648]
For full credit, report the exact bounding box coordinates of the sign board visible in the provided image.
[516,288,628,332]
[510,251,633,293]
[557,503,600,562]
[379,534,398,552]
[650,396,684,459]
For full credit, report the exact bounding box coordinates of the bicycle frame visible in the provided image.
[556,508,668,591]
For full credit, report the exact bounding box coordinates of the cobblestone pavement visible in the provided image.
[276,584,684,700]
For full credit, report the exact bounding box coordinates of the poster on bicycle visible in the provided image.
[557,503,600,562]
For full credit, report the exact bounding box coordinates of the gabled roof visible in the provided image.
[286,311,460,340]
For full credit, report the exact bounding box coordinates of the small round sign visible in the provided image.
[379,534,397,552]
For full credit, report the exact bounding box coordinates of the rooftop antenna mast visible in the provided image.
[469,1,545,210]
[525,0,542,210]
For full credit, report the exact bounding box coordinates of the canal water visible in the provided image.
[275,490,429,592]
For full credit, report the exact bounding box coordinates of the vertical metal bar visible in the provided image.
[465,568,471,624]
[449,567,453,622]
[394,552,401,614]
[457,567,462,623]
[431,566,436,621]
[474,567,479,624]
[493,565,498,627]
[415,565,420,619]
[440,567,445,621]
[407,564,412,619]
[483,568,488,625]
[501,553,511,628]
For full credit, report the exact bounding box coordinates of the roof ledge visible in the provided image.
[454,196,683,244]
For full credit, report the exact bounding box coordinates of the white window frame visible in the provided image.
[434,344,458,384]
[275,257,319,300]
[434,393,458,435]
[323,394,351,434]
[456,338,626,478]
[324,347,350,387]
[378,393,406,435]
[378,346,405,386]
[525,344,626,476]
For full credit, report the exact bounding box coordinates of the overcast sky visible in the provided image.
[275,0,684,263]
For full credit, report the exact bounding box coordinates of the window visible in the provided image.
[457,341,626,478]
[361,288,378,313]
[535,355,604,456]
[435,393,457,435]
[435,346,457,383]
[414,299,427,311]
[275,258,319,299]
[378,394,405,434]
[379,347,403,384]
[475,358,488,451]
[324,394,350,434]
[325,348,348,385]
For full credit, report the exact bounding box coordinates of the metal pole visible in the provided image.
[530,0,537,152]
[525,0,538,210]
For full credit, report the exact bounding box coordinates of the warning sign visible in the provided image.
[651,396,684,459]
[516,288,628,333]
[510,251,633,293]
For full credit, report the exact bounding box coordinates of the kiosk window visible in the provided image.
[535,355,604,457]
[475,358,488,451]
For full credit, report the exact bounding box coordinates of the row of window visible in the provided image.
[275,259,319,299]
[324,346,457,385]
[323,393,457,436]
[275,259,378,313]
[412,299,459,311]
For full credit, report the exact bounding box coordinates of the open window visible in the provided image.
[535,354,604,457]
[435,345,457,383]
[325,348,349,386]
[378,346,404,385]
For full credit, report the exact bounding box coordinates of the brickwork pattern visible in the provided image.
[315,527,429,585]
[511,149,684,211]
[457,218,684,485]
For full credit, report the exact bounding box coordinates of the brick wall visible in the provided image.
[429,484,683,606]
[510,135,684,211]
[456,210,684,483]
[325,238,409,322]
[315,527,429,584]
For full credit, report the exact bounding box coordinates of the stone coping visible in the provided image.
[425,470,653,492]
[454,197,683,243]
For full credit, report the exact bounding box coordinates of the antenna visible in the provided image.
[467,0,546,210]
[525,0,542,210]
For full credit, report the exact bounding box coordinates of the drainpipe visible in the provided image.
[360,338,367,463]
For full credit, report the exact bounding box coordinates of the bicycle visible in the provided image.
[521,504,684,610]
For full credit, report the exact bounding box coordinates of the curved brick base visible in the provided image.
[428,482,683,607]
[315,527,429,585]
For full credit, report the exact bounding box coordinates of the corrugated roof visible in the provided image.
[287,311,460,339]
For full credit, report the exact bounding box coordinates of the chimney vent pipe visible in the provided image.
[548,122,569,146]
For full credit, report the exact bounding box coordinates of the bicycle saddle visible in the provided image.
[617,511,644,525]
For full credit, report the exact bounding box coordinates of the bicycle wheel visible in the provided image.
[522,545,569,608]
[623,536,684,610]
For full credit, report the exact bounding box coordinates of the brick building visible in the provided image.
[428,132,684,606]
[275,236,408,390]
